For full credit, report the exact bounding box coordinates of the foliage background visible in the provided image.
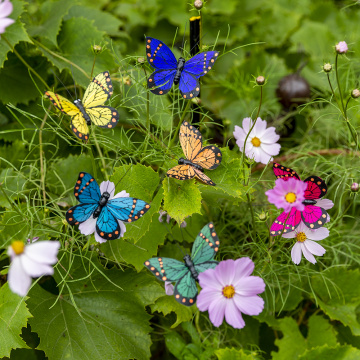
[0,0,360,359]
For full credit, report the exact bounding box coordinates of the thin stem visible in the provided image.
[141,66,150,162]
[168,101,192,149]
[91,131,108,180]
[2,36,49,90]
[326,73,340,109]
[335,53,346,117]
[90,55,97,79]
[39,109,49,208]
[246,192,256,230]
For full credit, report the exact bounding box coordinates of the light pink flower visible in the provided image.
[282,222,328,265]
[234,117,280,164]
[7,240,60,296]
[78,180,129,244]
[197,258,265,329]
[265,178,307,213]
[0,0,14,35]
[335,41,348,54]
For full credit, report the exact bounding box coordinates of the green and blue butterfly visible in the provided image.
[144,223,220,306]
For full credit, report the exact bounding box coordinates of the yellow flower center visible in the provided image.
[285,192,296,203]
[251,137,261,147]
[296,232,307,242]
[222,285,235,299]
[11,241,25,255]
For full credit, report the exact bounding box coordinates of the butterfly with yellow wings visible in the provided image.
[167,121,222,186]
[45,71,119,141]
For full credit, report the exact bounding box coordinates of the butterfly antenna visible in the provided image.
[51,70,74,100]
[107,165,133,194]
[70,64,78,100]
[181,22,187,56]
[188,32,208,55]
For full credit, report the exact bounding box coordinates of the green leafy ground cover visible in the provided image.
[0,0,360,359]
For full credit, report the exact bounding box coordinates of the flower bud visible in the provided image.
[335,41,348,54]
[122,76,131,86]
[323,63,332,73]
[258,212,267,221]
[194,0,203,9]
[351,89,360,99]
[256,76,265,85]
[351,183,359,192]
[137,57,145,64]
[92,45,102,54]
[223,119,231,126]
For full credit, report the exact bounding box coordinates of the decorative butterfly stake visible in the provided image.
[146,37,219,99]
[45,71,119,142]
[66,172,150,241]
[144,223,219,306]
[270,163,329,235]
[167,121,222,186]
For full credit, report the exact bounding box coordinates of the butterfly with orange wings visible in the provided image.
[167,121,222,186]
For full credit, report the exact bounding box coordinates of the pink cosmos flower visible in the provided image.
[7,239,60,296]
[265,177,307,213]
[335,41,348,54]
[197,258,265,329]
[78,180,129,244]
[282,222,328,265]
[233,117,281,164]
[0,0,14,35]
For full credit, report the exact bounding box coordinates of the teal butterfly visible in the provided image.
[144,223,219,306]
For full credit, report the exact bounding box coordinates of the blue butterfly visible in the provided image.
[66,172,151,241]
[146,37,219,99]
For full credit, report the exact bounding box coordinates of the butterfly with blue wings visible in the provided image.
[144,223,219,306]
[66,172,151,241]
[146,37,219,99]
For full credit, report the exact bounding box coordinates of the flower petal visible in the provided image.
[233,257,254,279]
[233,294,264,316]
[304,240,326,256]
[95,231,107,244]
[224,299,246,328]
[78,216,96,236]
[233,125,246,142]
[197,288,223,311]
[242,117,253,133]
[261,127,280,143]
[165,281,174,295]
[24,241,60,265]
[112,190,130,199]
[0,17,14,33]
[234,276,265,296]
[198,268,219,290]
[99,180,115,199]
[214,259,236,287]
[291,242,302,265]
[252,117,267,138]
[8,256,32,296]
[259,148,273,165]
[260,142,281,157]
[208,296,227,327]
[300,243,316,264]
[20,254,54,278]
[307,227,329,241]
[315,199,334,210]
[0,0,14,18]
[118,220,126,238]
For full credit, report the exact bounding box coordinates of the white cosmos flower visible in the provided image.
[7,240,60,296]
[282,222,328,265]
[233,117,281,164]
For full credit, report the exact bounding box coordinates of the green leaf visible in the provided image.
[162,177,202,224]
[215,347,261,360]
[0,209,28,247]
[311,268,360,336]
[101,189,166,271]
[298,344,360,360]
[164,331,187,359]
[0,168,26,209]
[0,0,31,69]
[0,284,32,357]
[27,252,164,360]
[150,296,195,328]
[307,315,337,349]
[26,0,74,46]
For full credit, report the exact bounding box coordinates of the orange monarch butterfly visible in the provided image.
[167,121,222,186]
[45,71,119,142]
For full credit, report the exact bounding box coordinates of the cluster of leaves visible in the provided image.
[0,0,360,359]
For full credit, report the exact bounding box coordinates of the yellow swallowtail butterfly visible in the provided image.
[45,71,119,141]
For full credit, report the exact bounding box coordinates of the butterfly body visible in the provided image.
[270,163,329,235]
[73,99,91,125]
[178,157,203,171]
[174,57,186,85]
[93,191,111,218]
[145,223,219,306]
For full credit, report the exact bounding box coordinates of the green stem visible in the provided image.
[91,130,108,180]
[326,73,340,109]
[168,101,192,149]
[335,53,346,116]
[2,36,49,90]
[246,192,256,230]
[39,110,49,209]
[141,66,150,162]
[90,55,97,79]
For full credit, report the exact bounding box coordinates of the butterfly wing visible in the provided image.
[194,261,218,273]
[192,145,222,170]
[179,121,203,161]
[194,168,216,186]
[84,105,119,129]
[167,164,195,181]
[173,272,198,306]
[179,71,200,99]
[45,91,79,115]
[148,69,176,95]
[66,203,97,225]
[71,113,89,141]
[146,37,177,69]
[82,71,114,108]
[304,176,327,199]
[73,172,101,204]
[106,197,151,223]
[270,208,302,236]
[273,163,300,180]
[301,205,328,229]
[183,51,219,78]
[191,223,220,264]
[145,258,188,282]
[96,206,121,240]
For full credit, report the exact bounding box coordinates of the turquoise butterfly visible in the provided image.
[144,223,219,306]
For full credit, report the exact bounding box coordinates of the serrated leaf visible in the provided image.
[298,344,360,360]
[312,268,360,336]
[162,177,202,224]
[0,284,32,357]
[27,252,164,360]
[307,315,337,349]
[0,0,31,69]
[101,189,165,270]
[26,0,73,46]
[215,347,261,360]
[150,296,194,328]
